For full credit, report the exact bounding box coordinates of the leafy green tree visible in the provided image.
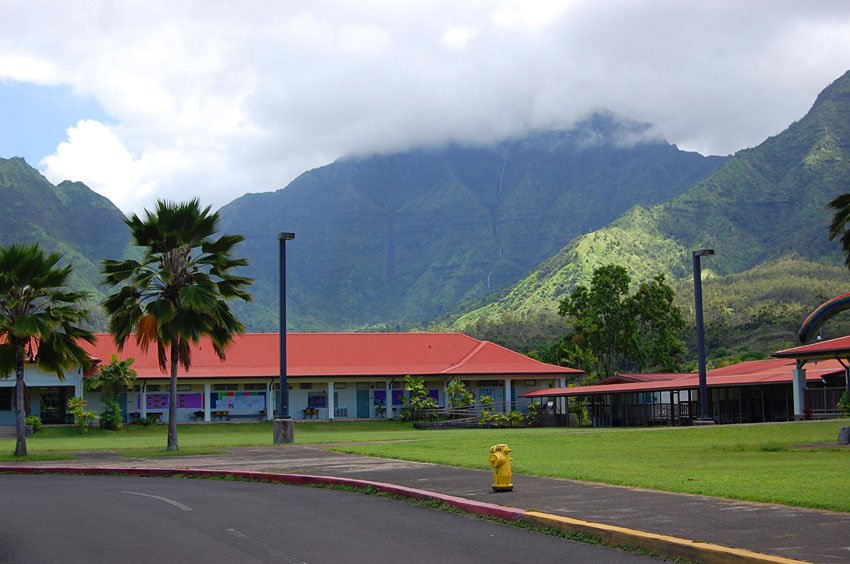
[557,265,684,379]
[0,243,94,455]
[102,199,252,450]
[558,265,634,379]
[629,275,685,372]
[86,354,137,429]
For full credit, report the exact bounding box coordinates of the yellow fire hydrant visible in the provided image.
[488,444,513,492]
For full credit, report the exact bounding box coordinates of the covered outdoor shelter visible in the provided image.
[774,335,850,419]
[521,358,845,427]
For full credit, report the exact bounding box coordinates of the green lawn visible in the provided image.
[2,419,848,512]
[332,420,850,512]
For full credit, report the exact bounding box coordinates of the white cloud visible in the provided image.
[0,1,849,212]
[40,120,157,211]
[441,25,478,49]
[0,54,58,84]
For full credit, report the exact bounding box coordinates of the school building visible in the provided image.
[0,332,581,425]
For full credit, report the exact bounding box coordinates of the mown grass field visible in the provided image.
[2,419,848,511]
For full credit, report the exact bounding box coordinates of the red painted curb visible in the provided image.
[0,466,525,521]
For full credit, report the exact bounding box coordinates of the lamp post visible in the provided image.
[693,249,715,425]
[274,232,295,444]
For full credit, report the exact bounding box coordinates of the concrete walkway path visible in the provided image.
[13,445,850,563]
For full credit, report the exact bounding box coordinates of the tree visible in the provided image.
[558,265,633,379]
[102,199,252,450]
[0,243,94,456]
[557,265,684,380]
[628,275,685,372]
[86,354,137,429]
[828,193,850,266]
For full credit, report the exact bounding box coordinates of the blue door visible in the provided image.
[357,390,370,418]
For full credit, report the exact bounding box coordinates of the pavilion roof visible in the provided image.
[521,358,844,398]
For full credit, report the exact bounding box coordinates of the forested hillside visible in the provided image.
[0,157,130,326]
[452,71,850,358]
[218,113,725,330]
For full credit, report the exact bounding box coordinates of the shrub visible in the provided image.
[66,397,95,433]
[99,397,124,430]
[526,403,541,426]
[24,415,42,433]
[838,391,850,417]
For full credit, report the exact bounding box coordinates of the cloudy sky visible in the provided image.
[2,1,850,213]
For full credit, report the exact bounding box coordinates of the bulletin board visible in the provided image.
[211,391,266,411]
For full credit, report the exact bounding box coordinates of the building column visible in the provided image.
[558,378,569,413]
[504,378,512,412]
[266,382,274,420]
[328,381,335,419]
[74,368,84,398]
[386,381,392,418]
[792,362,806,420]
[140,382,147,419]
[204,383,211,422]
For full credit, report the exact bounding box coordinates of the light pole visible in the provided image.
[274,232,295,444]
[693,249,715,425]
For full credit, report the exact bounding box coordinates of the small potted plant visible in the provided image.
[375,402,386,418]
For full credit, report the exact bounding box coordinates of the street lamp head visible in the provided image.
[693,249,714,258]
[278,232,295,241]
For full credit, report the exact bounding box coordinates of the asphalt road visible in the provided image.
[0,475,658,563]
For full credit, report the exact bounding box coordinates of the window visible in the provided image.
[177,384,192,391]
[147,385,161,391]
[0,388,11,410]
[213,384,238,391]
[300,383,313,390]
[307,393,326,408]
[524,380,536,386]
[335,383,346,389]
[243,383,266,391]
[356,383,370,389]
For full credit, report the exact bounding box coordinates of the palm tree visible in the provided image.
[102,199,252,450]
[829,193,850,265]
[0,243,95,456]
[86,354,137,429]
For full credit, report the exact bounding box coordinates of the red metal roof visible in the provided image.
[82,333,582,380]
[774,335,850,359]
[521,358,844,398]
[597,373,686,385]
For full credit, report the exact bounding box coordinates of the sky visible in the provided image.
[2,1,850,213]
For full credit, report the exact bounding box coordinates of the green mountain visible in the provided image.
[218,113,726,330]
[453,71,850,354]
[0,157,130,326]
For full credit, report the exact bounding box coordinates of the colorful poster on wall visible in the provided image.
[146,394,169,410]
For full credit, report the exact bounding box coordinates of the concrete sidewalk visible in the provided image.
[13,445,850,563]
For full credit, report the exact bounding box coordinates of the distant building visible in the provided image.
[522,356,846,427]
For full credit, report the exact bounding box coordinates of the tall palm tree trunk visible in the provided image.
[14,342,27,456]
[167,339,179,451]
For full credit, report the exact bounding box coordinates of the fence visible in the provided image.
[805,387,846,414]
